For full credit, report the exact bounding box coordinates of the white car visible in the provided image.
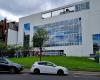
[30,61,68,75]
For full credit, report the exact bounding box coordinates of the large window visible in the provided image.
[75,2,90,12]
[34,18,82,47]
[23,23,30,47]
[93,34,100,46]
[93,34,100,54]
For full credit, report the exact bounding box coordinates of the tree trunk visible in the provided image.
[39,47,42,61]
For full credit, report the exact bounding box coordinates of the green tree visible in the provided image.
[0,41,7,57]
[32,28,49,61]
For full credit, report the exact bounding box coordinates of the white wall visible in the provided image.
[7,29,18,45]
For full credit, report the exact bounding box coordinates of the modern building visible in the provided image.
[18,0,100,56]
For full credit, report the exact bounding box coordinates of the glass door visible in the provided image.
[93,34,100,55]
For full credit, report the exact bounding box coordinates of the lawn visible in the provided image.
[10,56,100,71]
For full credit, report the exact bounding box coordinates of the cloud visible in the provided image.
[0,9,20,21]
[0,0,82,21]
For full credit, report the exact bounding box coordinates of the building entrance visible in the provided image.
[93,34,100,55]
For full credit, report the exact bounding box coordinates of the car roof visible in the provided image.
[34,61,53,64]
[36,61,51,63]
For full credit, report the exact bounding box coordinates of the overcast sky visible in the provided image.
[0,0,82,21]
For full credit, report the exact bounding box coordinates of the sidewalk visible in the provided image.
[23,69,100,76]
[70,71,100,76]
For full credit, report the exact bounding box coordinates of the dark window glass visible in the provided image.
[23,23,30,47]
[93,34,100,46]
[38,62,47,65]
[0,59,7,63]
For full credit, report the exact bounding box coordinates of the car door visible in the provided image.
[45,62,57,74]
[37,62,48,73]
[0,58,9,71]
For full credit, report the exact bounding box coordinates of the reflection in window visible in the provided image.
[23,23,30,47]
[34,18,82,47]
[93,34,100,46]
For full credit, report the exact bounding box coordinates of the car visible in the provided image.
[30,61,68,75]
[0,57,24,73]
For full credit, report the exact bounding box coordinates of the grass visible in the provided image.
[9,56,100,71]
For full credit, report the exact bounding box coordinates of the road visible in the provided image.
[0,71,100,80]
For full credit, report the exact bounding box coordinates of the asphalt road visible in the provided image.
[0,71,100,80]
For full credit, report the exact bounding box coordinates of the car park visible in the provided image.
[0,57,24,73]
[30,61,68,75]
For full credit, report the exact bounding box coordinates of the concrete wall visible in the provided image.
[7,29,18,45]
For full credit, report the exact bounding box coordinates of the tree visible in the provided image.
[0,41,7,57]
[32,28,49,61]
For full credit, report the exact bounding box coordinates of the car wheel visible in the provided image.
[57,69,64,75]
[34,69,40,74]
[10,67,16,74]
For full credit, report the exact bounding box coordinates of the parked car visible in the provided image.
[0,57,24,73]
[30,61,68,75]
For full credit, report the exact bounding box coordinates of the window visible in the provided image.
[93,34,100,54]
[93,34,100,46]
[75,2,90,12]
[23,35,30,46]
[46,62,55,66]
[23,23,30,47]
[0,58,7,63]
[34,18,82,47]
[38,62,47,65]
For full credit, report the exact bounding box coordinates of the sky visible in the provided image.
[0,0,82,22]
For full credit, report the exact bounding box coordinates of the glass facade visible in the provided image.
[93,34,100,46]
[34,18,82,47]
[93,34,100,55]
[75,2,90,12]
[23,23,30,47]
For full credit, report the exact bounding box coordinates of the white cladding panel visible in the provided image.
[7,29,18,45]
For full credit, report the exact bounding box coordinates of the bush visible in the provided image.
[95,51,100,63]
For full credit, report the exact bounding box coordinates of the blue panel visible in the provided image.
[24,23,30,31]
[24,23,30,35]
[93,34,100,44]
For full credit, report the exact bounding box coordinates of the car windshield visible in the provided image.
[5,58,13,63]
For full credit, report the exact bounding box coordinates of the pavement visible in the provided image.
[0,69,100,80]
[24,69,100,76]
[71,71,100,76]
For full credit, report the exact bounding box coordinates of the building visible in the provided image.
[18,0,100,57]
[7,22,18,45]
[0,19,8,44]
[0,18,18,45]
